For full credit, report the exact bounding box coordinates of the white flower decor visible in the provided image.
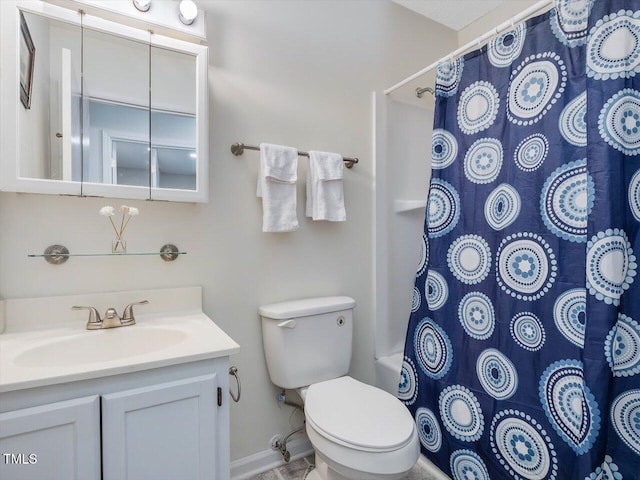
[100,206,115,216]
[100,205,139,252]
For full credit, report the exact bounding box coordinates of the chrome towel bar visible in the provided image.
[231,142,359,169]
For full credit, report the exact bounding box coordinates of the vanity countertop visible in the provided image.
[0,287,240,393]
[0,312,240,393]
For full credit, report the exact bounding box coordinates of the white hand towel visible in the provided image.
[306,151,346,222]
[257,143,299,232]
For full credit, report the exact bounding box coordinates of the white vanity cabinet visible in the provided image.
[0,395,101,480]
[102,374,219,480]
[0,288,240,479]
[0,359,232,480]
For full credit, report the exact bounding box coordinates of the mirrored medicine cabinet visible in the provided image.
[0,1,208,202]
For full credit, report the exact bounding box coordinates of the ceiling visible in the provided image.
[392,0,508,31]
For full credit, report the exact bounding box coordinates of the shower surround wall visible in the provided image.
[0,0,457,467]
[373,94,434,362]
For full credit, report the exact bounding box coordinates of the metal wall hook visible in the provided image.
[416,86,435,98]
[229,366,241,402]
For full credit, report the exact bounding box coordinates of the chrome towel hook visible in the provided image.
[229,366,241,402]
[416,86,435,98]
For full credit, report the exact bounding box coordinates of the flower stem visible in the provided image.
[108,216,121,239]
[121,215,132,236]
[118,212,126,238]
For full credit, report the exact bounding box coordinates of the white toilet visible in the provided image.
[260,296,419,480]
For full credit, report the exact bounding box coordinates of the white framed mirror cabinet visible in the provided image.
[0,0,208,202]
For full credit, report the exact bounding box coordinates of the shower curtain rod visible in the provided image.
[384,0,555,95]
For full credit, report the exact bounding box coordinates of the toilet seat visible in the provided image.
[304,376,419,478]
[306,415,414,453]
[305,376,415,452]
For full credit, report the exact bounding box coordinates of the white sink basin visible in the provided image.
[14,327,188,367]
[1,287,240,393]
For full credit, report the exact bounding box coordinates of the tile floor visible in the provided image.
[248,455,436,480]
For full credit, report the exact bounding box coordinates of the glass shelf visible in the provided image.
[29,244,184,264]
[28,252,187,258]
[394,199,427,213]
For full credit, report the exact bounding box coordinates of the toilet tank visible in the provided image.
[260,296,355,390]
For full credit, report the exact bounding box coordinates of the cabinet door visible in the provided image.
[0,395,100,480]
[102,374,218,480]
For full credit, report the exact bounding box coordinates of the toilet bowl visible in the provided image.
[259,297,419,480]
[302,376,419,480]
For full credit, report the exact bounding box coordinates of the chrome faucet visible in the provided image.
[72,300,148,330]
[102,307,122,329]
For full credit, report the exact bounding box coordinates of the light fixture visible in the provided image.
[132,0,151,12]
[178,0,198,25]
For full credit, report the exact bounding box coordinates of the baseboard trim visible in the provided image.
[231,435,314,480]
[231,440,448,480]
[417,454,450,480]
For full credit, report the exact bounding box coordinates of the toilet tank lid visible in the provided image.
[259,296,355,320]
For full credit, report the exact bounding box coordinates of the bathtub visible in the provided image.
[375,353,451,480]
[375,352,404,396]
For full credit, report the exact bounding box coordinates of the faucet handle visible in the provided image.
[122,300,149,326]
[72,306,102,329]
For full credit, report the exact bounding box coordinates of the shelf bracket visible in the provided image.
[159,244,180,262]
[43,245,70,265]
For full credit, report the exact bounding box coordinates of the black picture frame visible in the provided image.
[19,12,35,110]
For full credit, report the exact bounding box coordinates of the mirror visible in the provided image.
[151,46,197,191]
[82,27,150,190]
[1,1,208,202]
[18,11,82,182]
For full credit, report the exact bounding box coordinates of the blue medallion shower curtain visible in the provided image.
[401,1,640,479]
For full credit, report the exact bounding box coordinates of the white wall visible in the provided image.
[0,0,456,462]
[457,0,546,45]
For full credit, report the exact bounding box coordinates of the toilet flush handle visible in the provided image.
[277,319,296,329]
